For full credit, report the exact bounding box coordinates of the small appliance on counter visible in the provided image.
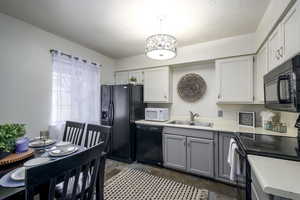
[145,108,169,121]
[238,112,255,128]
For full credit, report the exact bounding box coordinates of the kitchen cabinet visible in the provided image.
[163,134,186,171]
[251,168,290,200]
[254,43,268,104]
[268,26,283,71]
[187,137,214,177]
[163,127,215,178]
[281,1,300,62]
[144,66,172,103]
[115,71,129,84]
[216,132,245,185]
[128,70,144,85]
[216,56,254,103]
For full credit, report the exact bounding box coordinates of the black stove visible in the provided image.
[235,132,300,161]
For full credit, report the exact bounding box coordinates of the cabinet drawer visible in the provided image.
[163,127,214,139]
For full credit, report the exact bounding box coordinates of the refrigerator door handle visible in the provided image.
[111,102,115,125]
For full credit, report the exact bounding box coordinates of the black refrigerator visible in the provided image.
[101,84,145,163]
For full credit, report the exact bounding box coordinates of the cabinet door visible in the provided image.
[217,132,245,184]
[128,70,144,85]
[282,2,300,61]
[268,26,283,71]
[187,137,214,177]
[216,56,253,103]
[144,67,171,103]
[115,71,129,84]
[163,134,186,171]
[254,43,268,104]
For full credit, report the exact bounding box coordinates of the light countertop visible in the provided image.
[248,155,300,199]
[135,117,298,137]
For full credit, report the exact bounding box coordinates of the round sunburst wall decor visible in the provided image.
[177,73,206,102]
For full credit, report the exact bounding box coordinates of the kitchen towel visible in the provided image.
[227,138,241,181]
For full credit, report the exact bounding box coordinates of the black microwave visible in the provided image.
[264,55,300,112]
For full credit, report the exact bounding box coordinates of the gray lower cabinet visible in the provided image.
[187,137,214,177]
[163,134,187,171]
[217,132,245,185]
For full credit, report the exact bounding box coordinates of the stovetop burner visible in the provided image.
[235,132,300,161]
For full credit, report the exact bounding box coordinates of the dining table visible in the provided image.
[0,140,84,200]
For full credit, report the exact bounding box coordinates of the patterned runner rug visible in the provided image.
[104,168,209,200]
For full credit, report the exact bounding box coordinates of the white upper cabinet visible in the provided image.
[268,1,300,71]
[254,43,268,104]
[268,25,283,71]
[128,70,144,85]
[144,66,172,103]
[216,56,254,103]
[115,71,129,84]
[281,1,300,61]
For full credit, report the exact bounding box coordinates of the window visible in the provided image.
[51,52,100,125]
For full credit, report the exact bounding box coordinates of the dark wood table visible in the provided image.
[0,145,84,200]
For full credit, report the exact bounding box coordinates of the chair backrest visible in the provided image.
[63,121,85,146]
[25,142,105,200]
[84,124,111,151]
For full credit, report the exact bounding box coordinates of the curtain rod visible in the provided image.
[50,49,101,67]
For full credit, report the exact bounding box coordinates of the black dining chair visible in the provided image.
[25,142,105,200]
[84,124,111,150]
[63,121,86,146]
[84,124,111,200]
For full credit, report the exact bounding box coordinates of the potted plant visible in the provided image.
[129,76,137,84]
[0,124,26,159]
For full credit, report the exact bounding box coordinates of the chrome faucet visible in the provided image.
[189,111,199,122]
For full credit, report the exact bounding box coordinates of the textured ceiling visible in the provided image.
[0,0,270,58]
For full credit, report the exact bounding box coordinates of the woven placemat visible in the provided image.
[0,149,34,166]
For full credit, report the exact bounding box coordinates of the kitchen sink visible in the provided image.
[167,120,213,127]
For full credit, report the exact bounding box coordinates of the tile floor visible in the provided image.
[105,159,245,200]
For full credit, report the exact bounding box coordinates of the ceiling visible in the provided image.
[0,0,270,59]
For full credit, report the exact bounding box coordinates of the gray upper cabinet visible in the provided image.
[187,137,214,177]
[163,134,186,171]
[217,132,245,185]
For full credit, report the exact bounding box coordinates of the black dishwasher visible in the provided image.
[135,124,163,166]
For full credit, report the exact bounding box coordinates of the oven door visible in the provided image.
[264,73,295,111]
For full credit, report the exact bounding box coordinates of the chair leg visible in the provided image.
[96,156,106,200]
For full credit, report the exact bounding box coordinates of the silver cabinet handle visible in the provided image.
[183,140,186,146]
[187,142,191,147]
[280,46,284,57]
[275,49,280,60]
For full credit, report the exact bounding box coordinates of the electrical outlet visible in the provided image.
[218,110,223,117]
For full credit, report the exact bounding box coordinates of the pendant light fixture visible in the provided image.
[145,17,177,60]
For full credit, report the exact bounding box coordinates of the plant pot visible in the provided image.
[0,151,11,160]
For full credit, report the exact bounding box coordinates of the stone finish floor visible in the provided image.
[105,159,245,200]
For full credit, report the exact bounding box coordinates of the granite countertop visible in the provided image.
[135,118,298,137]
[248,155,300,199]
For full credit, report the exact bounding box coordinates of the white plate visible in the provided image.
[24,157,51,167]
[55,141,71,147]
[29,139,56,147]
[11,167,26,181]
[49,146,78,157]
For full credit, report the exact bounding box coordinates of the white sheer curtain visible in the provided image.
[50,52,100,137]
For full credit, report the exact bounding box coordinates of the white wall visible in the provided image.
[0,13,115,137]
[115,33,256,70]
